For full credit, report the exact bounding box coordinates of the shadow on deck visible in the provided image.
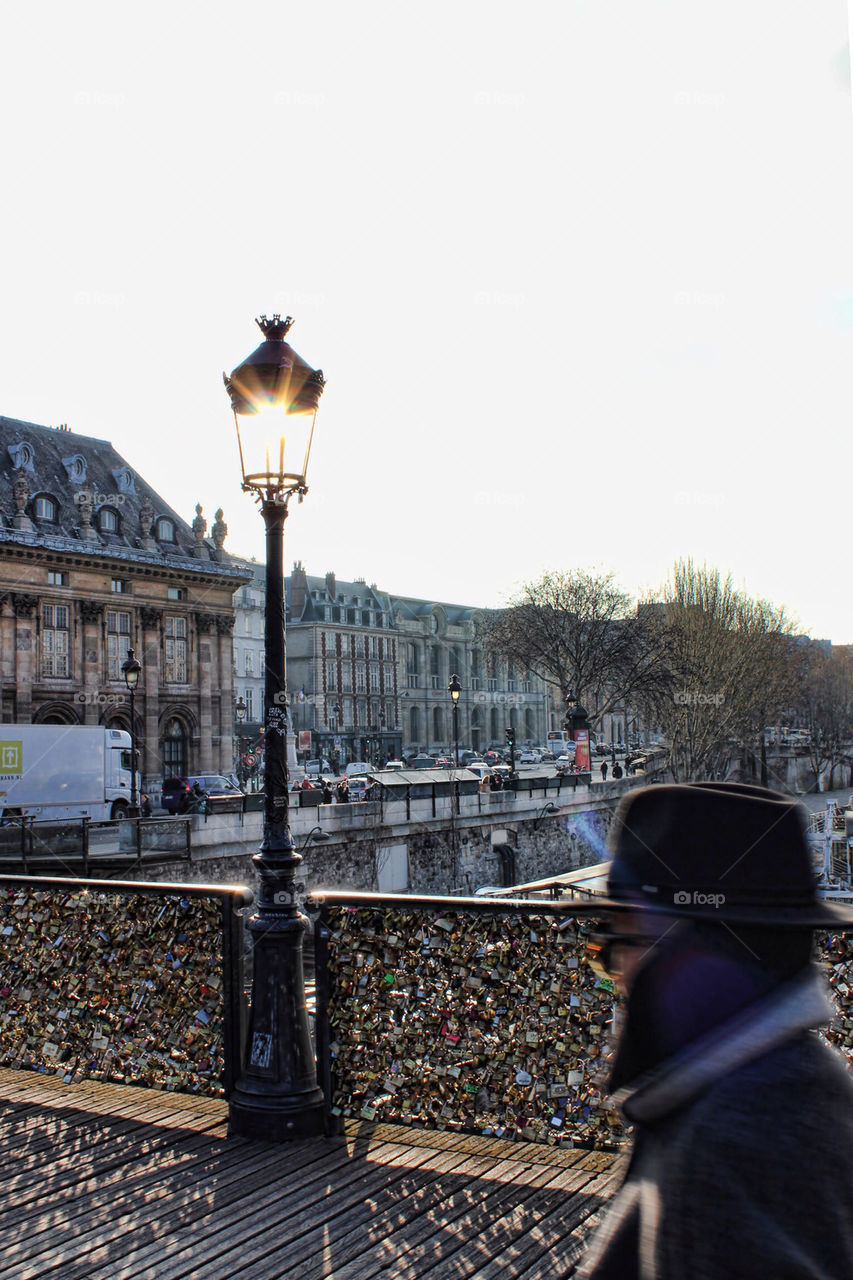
[0,1069,622,1279]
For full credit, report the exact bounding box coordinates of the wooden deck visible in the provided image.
[0,1068,623,1279]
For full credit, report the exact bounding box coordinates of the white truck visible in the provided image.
[0,725,139,822]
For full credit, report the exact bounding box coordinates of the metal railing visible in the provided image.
[311,892,623,1149]
[0,874,250,1096]
[0,816,193,876]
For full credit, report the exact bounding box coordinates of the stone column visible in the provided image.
[215,614,235,774]
[140,607,162,784]
[196,613,216,772]
[79,602,104,725]
[0,594,12,716]
[11,595,38,722]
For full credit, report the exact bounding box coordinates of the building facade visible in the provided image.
[0,416,250,790]
[279,563,550,767]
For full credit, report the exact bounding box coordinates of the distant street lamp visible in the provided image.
[121,648,142,818]
[224,312,326,1142]
[448,674,462,767]
[235,696,248,787]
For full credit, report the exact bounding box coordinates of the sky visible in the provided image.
[2,3,852,641]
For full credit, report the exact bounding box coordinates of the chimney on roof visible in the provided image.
[325,571,336,600]
[290,561,307,615]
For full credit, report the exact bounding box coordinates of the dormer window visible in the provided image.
[8,442,34,473]
[99,507,119,533]
[157,517,175,542]
[62,454,87,483]
[34,496,57,521]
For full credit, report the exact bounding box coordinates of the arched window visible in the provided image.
[162,717,186,778]
[157,518,175,542]
[99,506,119,533]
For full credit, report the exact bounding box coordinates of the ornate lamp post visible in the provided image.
[448,673,462,767]
[224,313,326,1141]
[121,648,142,817]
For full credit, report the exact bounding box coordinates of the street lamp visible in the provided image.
[235,696,247,787]
[224,312,326,1141]
[121,648,142,818]
[448,674,462,767]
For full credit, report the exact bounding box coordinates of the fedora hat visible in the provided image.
[598,781,853,929]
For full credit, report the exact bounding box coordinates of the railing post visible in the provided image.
[220,893,247,1097]
[185,818,192,862]
[313,909,337,1134]
[81,816,90,877]
[135,816,142,869]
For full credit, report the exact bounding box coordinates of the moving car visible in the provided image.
[161,775,244,814]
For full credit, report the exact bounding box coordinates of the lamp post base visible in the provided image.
[228,1085,326,1142]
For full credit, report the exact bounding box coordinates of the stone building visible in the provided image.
[0,416,250,789]
[229,555,265,746]
[280,563,550,766]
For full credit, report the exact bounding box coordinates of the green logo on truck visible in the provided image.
[0,742,23,777]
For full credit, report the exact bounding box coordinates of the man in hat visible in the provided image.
[578,781,853,1279]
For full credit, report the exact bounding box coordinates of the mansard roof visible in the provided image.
[0,416,247,583]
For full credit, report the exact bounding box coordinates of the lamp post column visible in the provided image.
[227,497,325,1140]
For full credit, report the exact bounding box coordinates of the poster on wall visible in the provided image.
[298,730,312,752]
[573,728,590,771]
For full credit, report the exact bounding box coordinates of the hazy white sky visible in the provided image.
[2,3,852,639]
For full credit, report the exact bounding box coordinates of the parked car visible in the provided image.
[518,750,542,764]
[161,775,243,814]
[383,759,405,771]
[305,759,331,776]
[346,777,373,800]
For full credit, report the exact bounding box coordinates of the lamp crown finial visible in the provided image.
[255,313,294,339]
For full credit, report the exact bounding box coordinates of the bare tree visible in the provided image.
[479,569,663,729]
[796,646,853,791]
[639,561,796,782]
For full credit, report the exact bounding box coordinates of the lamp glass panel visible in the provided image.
[236,406,317,492]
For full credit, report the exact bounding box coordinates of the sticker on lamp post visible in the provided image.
[250,1032,273,1068]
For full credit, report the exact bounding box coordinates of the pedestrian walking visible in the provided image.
[577,781,853,1279]
[600,760,608,781]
